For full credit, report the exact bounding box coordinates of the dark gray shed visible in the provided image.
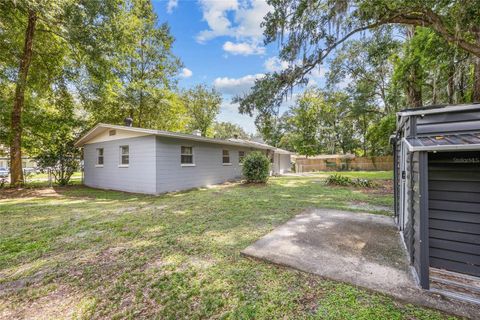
[393,103,480,303]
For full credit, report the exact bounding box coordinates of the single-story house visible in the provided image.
[0,157,37,170]
[75,123,292,194]
[392,103,480,302]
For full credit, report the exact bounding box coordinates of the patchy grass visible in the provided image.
[0,172,454,319]
[303,170,393,180]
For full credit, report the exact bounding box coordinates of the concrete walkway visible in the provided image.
[242,209,479,319]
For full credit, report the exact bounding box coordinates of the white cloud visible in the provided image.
[196,0,238,43]
[197,0,271,47]
[309,66,327,78]
[213,73,265,95]
[264,57,290,72]
[181,68,193,78]
[223,41,265,56]
[233,0,270,40]
[167,0,178,13]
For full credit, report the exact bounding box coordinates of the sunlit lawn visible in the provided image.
[25,171,82,182]
[0,172,454,319]
[302,170,393,180]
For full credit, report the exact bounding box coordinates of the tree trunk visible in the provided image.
[473,54,480,102]
[406,81,422,108]
[431,72,437,105]
[473,31,480,103]
[447,65,455,104]
[10,9,37,187]
[458,64,466,103]
[405,27,423,108]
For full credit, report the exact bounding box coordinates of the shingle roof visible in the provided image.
[75,123,292,154]
[404,132,480,151]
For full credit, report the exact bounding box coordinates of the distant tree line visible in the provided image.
[235,1,480,157]
[0,0,249,186]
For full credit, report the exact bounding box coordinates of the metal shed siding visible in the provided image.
[404,151,416,262]
[428,151,480,277]
[155,136,250,194]
[408,152,429,288]
[83,136,157,194]
[416,109,480,136]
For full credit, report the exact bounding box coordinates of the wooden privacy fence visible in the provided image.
[295,155,393,172]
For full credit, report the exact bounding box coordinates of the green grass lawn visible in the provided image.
[0,172,455,319]
[301,170,393,180]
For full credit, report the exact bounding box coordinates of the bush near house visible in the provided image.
[326,174,377,188]
[242,151,270,183]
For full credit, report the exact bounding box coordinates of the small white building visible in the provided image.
[75,123,292,194]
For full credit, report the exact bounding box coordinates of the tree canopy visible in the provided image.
[236,0,480,122]
[235,0,480,156]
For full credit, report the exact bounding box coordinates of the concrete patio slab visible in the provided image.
[242,209,479,319]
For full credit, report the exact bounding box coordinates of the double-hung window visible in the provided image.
[238,151,245,164]
[181,146,194,165]
[96,148,104,166]
[222,150,231,165]
[119,145,129,166]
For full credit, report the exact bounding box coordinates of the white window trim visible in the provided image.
[119,145,129,167]
[238,151,246,166]
[222,149,231,165]
[181,163,196,167]
[96,148,104,167]
[181,146,195,166]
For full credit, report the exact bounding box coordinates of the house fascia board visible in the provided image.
[75,123,275,151]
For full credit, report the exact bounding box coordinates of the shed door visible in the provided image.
[428,151,480,277]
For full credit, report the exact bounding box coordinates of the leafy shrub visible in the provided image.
[326,174,352,186]
[35,130,80,186]
[242,151,270,183]
[352,178,377,188]
[326,174,376,188]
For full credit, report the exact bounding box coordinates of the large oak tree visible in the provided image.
[237,0,480,118]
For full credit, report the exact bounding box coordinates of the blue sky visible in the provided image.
[152,0,329,133]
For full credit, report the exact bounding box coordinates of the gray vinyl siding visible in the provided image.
[156,136,253,194]
[395,106,480,287]
[428,151,480,277]
[83,134,291,195]
[416,109,480,136]
[83,136,157,194]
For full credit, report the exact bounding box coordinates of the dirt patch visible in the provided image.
[0,271,47,296]
[0,187,62,199]
[360,179,393,195]
[0,284,85,320]
[348,201,393,213]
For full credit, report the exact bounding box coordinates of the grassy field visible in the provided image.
[0,172,455,319]
[304,170,393,180]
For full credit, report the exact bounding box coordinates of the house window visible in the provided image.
[181,146,193,165]
[222,150,230,164]
[238,151,245,164]
[109,129,116,136]
[119,145,129,166]
[96,148,104,166]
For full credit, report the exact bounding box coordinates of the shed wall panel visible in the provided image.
[428,151,480,277]
[416,109,480,136]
